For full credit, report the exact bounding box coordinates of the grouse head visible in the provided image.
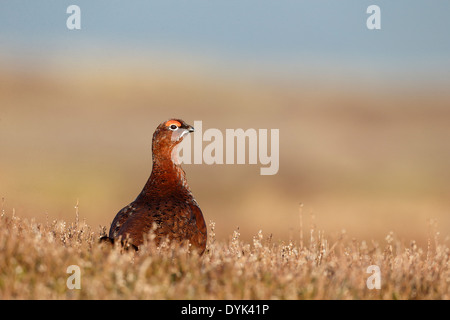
[152,119,194,163]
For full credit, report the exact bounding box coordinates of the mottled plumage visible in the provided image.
[101,119,207,254]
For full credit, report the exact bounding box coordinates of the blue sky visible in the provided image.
[1,1,449,81]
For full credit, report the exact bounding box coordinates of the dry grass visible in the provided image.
[1,210,448,300]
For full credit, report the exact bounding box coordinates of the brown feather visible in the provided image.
[106,119,207,254]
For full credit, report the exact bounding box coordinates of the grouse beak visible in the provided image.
[177,125,195,140]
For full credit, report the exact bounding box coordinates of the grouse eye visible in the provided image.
[169,124,178,131]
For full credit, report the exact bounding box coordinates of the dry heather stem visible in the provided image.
[0,213,449,300]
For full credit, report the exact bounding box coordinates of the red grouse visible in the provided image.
[102,119,207,254]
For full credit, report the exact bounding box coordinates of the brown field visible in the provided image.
[0,57,449,299]
[0,212,448,299]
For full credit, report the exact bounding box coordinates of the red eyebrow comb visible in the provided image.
[165,120,182,127]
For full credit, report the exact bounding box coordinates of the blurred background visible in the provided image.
[1,1,449,245]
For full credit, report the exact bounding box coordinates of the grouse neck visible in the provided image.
[152,156,185,178]
[138,156,190,198]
